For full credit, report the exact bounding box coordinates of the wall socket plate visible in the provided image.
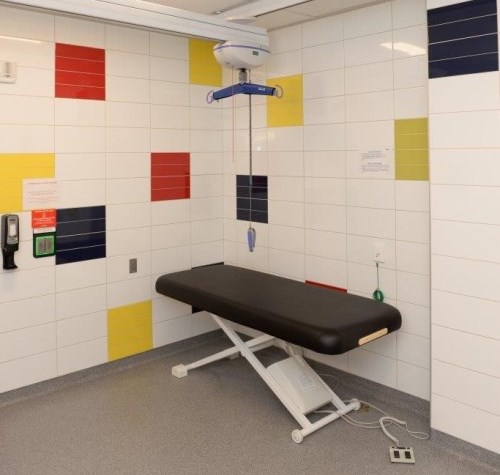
[129,258,137,273]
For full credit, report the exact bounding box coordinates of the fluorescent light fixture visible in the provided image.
[0,34,42,43]
[218,0,312,18]
[4,0,269,44]
[381,41,426,56]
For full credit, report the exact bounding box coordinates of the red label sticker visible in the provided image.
[32,209,56,229]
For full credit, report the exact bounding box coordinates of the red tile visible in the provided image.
[305,280,347,293]
[151,164,190,177]
[55,84,105,100]
[56,56,105,75]
[151,152,190,165]
[151,176,190,189]
[56,70,105,88]
[56,43,105,61]
[152,188,190,201]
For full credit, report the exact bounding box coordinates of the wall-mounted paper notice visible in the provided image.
[361,150,390,173]
[23,179,58,210]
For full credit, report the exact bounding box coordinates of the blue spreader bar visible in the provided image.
[212,82,276,101]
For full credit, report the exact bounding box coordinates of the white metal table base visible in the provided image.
[172,313,360,443]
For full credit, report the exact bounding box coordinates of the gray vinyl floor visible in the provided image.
[0,333,498,475]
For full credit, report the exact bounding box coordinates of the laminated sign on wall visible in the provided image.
[361,150,390,173]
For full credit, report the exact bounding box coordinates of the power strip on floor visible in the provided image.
[390,446,416,464]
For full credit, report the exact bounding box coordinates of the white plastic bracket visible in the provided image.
[172,364,188,378]
[0,61,17,83]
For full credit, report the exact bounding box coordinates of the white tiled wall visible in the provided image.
[223,0,431,401]
[0,5,221,393]
[428,1,500,453]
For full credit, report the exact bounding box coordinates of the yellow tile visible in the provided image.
[267,74,303,127]
[396,164,429,181]
[395,133,428,150]
[394,118,429,181]
[189,38,222,87]
[0,153,55,212]
[395,118,428,135]
[395,149,429,165]
[107,300,153,361]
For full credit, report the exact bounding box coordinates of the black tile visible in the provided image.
[429,34,498,61]
[57,205,106,223]
[56,232,106,251]
[55,245,106,265]
[56,218,106,237]
[429,15,498,44]
[428,0,497,27]
[429,52,499,78]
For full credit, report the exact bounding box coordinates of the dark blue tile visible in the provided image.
[428,0,497,27]
[251,210,268,224]
[55,245,106,265]
[429,34,498,61]
[57,205,106,223]
[236,175,249,186]
[236,175,267,187]
[236,186,268,199]
[429,52,499,78]
[56,218,106,237]
[56,232,106,251]
[237,208,250,221]
[429,15,497,44]
[237,198,268,212]
[236,208,268,224]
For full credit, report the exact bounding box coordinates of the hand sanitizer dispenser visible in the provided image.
[1,214,19,269]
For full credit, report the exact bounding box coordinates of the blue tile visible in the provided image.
[236,209,268,224]
[56,232,106,251]
[237,197,268,212]
[428,0,497,27]
[237,186,268,199]
[237,209,250,221]
[236,174,268,224]
[250,210,268,224]
[429,52,499,78]
[56,218,106,237]
[56,205,106,265]
[236,175,267,187]
[57,206,106,223]
[429,15,497,44]
[55,245,106,265]
[429,34,498,61]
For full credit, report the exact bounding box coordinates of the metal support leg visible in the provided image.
[172,332,275,377]
[172,313,361,443]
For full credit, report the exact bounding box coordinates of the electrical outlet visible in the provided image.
[129,258,137,274]
[390,446,415,464]
[374,243,385,263]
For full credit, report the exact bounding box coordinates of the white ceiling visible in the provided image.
[147,0,384,30]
